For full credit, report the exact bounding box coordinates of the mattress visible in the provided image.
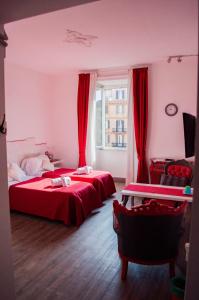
[9,177,102,226]
[42,168,116,201]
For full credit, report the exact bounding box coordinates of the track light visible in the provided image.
[167,56,172,63]
[177,56,182,62]
[167,56,183,63]
[167,54,198,63]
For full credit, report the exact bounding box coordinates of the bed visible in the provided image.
[9,177,102,226]
[7,138,115,226]
[42,168,116,201]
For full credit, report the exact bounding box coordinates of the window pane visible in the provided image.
[105,103,108,114]
[96,89,102,146]
[105,89,112,101]
[96,79,128,149]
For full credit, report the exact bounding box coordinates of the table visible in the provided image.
[121,183,193,206]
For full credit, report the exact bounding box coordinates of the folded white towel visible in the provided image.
[61,176,71,187]
[86,166,93,174]
[51,177,62,187]
[51,176,71,187]
[77,166,93,175]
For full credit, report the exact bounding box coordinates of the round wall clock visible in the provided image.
[165,103,178,116]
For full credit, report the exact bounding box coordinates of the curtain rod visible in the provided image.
[79,54,198,74]
[79,64,150,75]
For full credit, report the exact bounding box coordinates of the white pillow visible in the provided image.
[42,159,54,171]
[7,163,13,182]
[8,163,27,181]
[38,154,49,162]
[21,157,43,176]
[8,175,13,182]
[37,155,54,171]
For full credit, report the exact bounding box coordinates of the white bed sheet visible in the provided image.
[8,175,35,188]
[8,167,59,188]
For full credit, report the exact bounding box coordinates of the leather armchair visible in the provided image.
[113,199,187,280]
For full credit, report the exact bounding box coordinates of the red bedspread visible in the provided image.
[42,168,116,201]
[9,177,102,226]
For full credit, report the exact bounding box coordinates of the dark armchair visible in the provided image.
[113,200,187,280]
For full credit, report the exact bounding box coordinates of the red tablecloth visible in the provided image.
[43,168,116,200]
[9,177,102,226]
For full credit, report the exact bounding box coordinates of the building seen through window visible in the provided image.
[96,79,128,149]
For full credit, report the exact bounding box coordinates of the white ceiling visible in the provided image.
[5,0,198,74]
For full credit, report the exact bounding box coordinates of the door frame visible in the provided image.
[0,1,198,299]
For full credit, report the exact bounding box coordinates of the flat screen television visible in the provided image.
[183,112,196,158]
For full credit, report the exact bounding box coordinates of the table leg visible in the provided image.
[122,195,129,207]
[131,196,134,207]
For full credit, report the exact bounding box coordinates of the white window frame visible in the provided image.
[96,78,128,151]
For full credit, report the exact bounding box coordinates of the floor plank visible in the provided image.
[11,184,171,300]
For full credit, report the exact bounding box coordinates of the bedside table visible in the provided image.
[50,159,62,167]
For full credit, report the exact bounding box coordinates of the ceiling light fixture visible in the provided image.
[64,29,98,47]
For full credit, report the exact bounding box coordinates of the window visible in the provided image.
[96,79,128,149]
[106,134,110,145]
[96,89,103,147]
[105,119,110,129]
[115,88,126,100]
[117,134,122,144]
[116,104,123,114]
[116,120,125,132]
[105,103,109,114]
[104,89,112,101]
[116,134,125,147]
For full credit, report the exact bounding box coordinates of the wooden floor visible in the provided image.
[11,184,171,300]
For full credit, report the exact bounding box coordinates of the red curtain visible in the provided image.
[133,68,149,183]
[77,73,90,167]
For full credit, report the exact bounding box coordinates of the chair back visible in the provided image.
[113,200,187,263]
[160,159,193,187]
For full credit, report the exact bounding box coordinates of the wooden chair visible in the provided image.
[113,199,187,280]
[161,159,193,187]
[145,159,193,207]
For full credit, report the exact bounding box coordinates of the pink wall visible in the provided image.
[5,62,53,144]
[4,58,197,174]
[4,63,79,167]
[148,58,198,160]
[51,58,197,176]
[50,58,197,175]
[49,69,79,167]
